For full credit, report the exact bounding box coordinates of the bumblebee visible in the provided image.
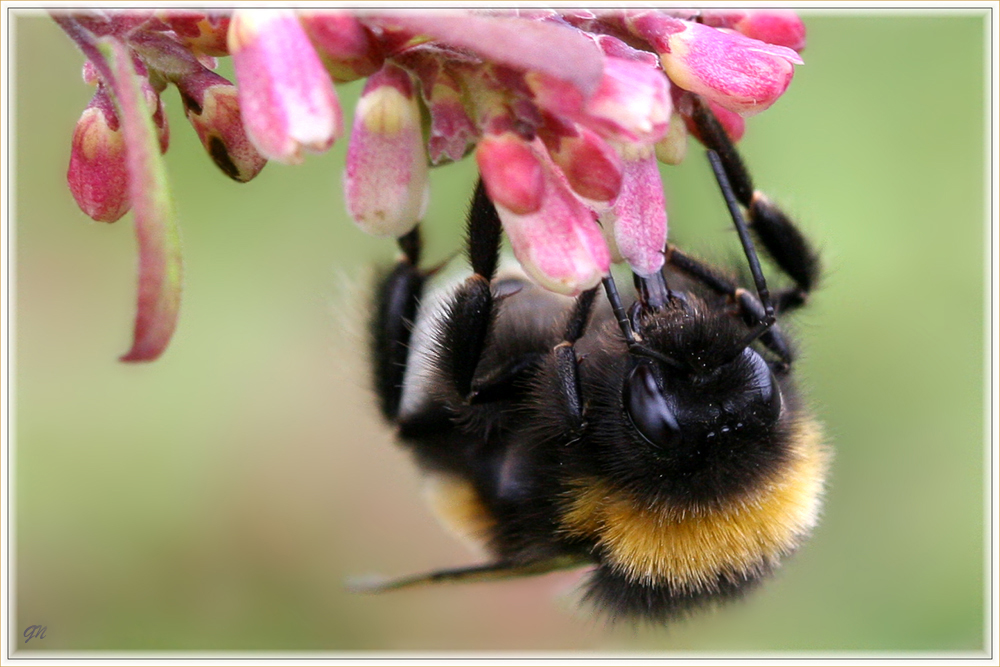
[361,98,829,622]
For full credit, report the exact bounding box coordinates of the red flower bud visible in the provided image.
[67,86,130,223]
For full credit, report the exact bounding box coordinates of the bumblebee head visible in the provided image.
[583,292,791,508]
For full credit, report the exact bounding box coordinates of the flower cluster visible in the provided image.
[55,9,805,361]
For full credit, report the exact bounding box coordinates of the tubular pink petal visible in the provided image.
[736,12,807,52]
[495,146,610,296]
[709,101,746,142]
[228,9,342,163]
[475,133,544,215]
[99,38,183,362]
[67,86,130,223]
[344,64,428,238]
[626,17,802,116]
[605,151,667,277]
[657,20,802,116]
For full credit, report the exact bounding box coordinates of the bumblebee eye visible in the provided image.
[624,363,681,448]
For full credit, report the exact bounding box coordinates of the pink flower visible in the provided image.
[344,64,428,238]
[228,9,342,163]
[600,147,668,277]
[494,140,609,295]
[631,15,803,116]
[54,9,807,362]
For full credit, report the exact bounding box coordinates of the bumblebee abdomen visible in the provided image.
[561,416,830,619]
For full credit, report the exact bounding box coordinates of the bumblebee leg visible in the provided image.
[468,352,545,405]
[692,96,820,312]
[347,554,590,593]
[553,287,597,428]
[666,244,794,367]
[371,226,427,421]
[438,179,504,399]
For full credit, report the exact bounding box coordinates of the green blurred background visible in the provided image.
[11,10,989,653]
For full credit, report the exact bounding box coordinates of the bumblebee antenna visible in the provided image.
[602,275,638,346]
[706,149,776,337]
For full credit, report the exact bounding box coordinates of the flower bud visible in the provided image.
[476,132,544,216]
[228,9,342,163]
[300,11,384,83]
[344,64,429,238]
[177,68,267,182]
[67,86,130,223]
[493,141,610,295]
[600,149,667,276]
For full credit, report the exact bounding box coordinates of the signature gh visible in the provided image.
[23,625,47,643]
